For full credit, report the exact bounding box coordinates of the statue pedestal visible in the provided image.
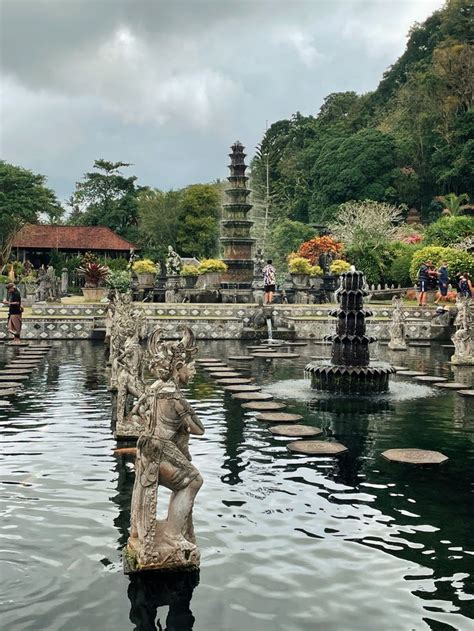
[115,413,143,440]
[125,529,200,574]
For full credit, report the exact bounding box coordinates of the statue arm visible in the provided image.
[175,398,204,436]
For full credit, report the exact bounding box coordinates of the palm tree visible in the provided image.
[435,193,471,216]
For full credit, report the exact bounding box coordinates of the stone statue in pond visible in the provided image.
[451,297,473,365]
[388,296,407,351]
[165,245,182,276]
[126,325,204,572]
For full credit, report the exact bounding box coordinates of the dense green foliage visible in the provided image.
[251,0,473,252]
[410,245,474,281]
[0,161,61,267]
[424,215,474,246]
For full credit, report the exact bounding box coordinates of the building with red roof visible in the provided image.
[12,224,137,267]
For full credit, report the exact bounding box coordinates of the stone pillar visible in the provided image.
[61,268,69,295]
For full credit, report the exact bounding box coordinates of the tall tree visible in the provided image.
[176,184,221,258]
[0,161,61,267]
[70,160,140,241]
[137,188,182,260]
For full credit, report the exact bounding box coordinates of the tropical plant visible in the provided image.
[288,256,312,275]
[424,215,474,247]
[132,259,157,274]
[330,259,351,275]
[197,259,228,274]
[390,253,414,286]
[180,264,201,277]
[0,275,10,284]
[409,246,474,282]
[309,265,323,277]
[435,192,470,216]
[105,257,129,272]
[297,236,343,265]
[77,262,110,288]
[105,270,132,293]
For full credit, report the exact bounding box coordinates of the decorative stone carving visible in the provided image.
[388,296,407,350]
[126,325,204,572]
[451,297,473,365]
[166,246,182,276]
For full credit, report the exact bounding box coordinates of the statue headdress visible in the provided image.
[147,325,198,381]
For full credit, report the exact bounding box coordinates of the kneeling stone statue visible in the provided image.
[125,326,204,572]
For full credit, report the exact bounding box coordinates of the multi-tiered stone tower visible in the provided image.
[306,271,395,393]
[220,141,255,293]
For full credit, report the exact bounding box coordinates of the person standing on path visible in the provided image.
[434,260,449,304]
[262,259,276,304]
[417,260,434,306]
[3,282,23,344]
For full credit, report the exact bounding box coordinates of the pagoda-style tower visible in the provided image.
[220,141,255,285]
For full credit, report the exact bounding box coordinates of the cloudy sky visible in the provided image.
[1,0,444,202]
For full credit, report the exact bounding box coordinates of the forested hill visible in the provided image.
[251,0,473,230]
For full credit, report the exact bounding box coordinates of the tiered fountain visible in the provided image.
[306,270,395,393]
[220,141,255,302]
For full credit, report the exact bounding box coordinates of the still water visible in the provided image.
[0,340,473,631]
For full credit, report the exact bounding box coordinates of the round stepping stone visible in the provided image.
[232,392,273,401]
[0,401,12,408]
[242,401,286,411]
[0,370,32,376]
[269,424,322,437]
[196,359,222,364]
[285,342,307,347]
[382,448,448,464]
[216,378,253,385]
[414,375,447,383]
[435,382,469,389]
[202,366,229,372]
[0,382,22,389]
[223,384,261,392]
[255,412,303,423]
[10,362,40,367]
[0,389,18,396]
[6,342,29,347]
[396,371,427,377]
[392,366,407,371]
[247,346,267,350]
[287,441,348,455]
[457,390,474,398]
[209,372,242,379]
[251,352,300,359]
[0,374,29,381]
[228,356,253,361]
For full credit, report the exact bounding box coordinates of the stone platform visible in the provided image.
[0,302,452,341]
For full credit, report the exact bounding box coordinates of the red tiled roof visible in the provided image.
[12,224,136,251]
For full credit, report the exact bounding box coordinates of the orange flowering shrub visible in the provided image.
[297,236,343,265]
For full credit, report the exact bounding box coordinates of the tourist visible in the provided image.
[434,260,449,304]
[3,282,23,344]
[458,273,473,298]
[262,259,276,304]
[417,260,433,306]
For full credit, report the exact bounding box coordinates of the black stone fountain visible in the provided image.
[305,270,395,393]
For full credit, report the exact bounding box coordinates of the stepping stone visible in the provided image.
[0,382,23,389]
[414,375,447,383]
[442,345,454,349]
[311,356,330,360]
[457,390,474,398]
[270,424,322,437]
[232,392,273,401]
[202,365,228,372]
[242,401,286,411]
[0,401,12,408]
[382,448,448,465]
[10,362,40,367]
[392,366,408,371]
[255,412,303,423]
[396,371,427,377]
[223,384,261,392]
[287,441,348,455]
[196,358,222,364]
[285,342,307,347]
[6,342,29,347]
[207,367,235,373]
[0,370,32,376]
[228,356,253,361]
[217,378,253,385]
[435,382,469,389]
[0,374,29,381]
[252,349,277,354]
[251,352,300,359]
[0,389,18,397]
[210,372,242,379]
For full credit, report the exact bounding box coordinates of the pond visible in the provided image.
[0,340,473,630]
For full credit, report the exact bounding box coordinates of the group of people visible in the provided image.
[417,260,472,306]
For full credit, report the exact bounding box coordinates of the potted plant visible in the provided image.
[180,264,201,289]
[329,259,352,276]
[288,255,312,287]
[309,264,323,288]
[132,259,157,288]
[77,262,110,301]
[105,270,132,295]
[196,259,228,289]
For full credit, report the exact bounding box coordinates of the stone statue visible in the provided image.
[128,248,138,270]
[35,267,47,302]
[126,325,204,572]
[451,297,473,365]
[45,265,58,302]
[388,296,407,351]
[166,246,182,276]
[109,292,133,389]
[319,251,334,275]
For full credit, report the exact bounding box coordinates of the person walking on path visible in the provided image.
[262,259,276,304]
[417,260,435,306]
[3,282,23,344]
[434,260,449,304]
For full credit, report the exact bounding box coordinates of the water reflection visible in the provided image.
[128,570,199,631]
